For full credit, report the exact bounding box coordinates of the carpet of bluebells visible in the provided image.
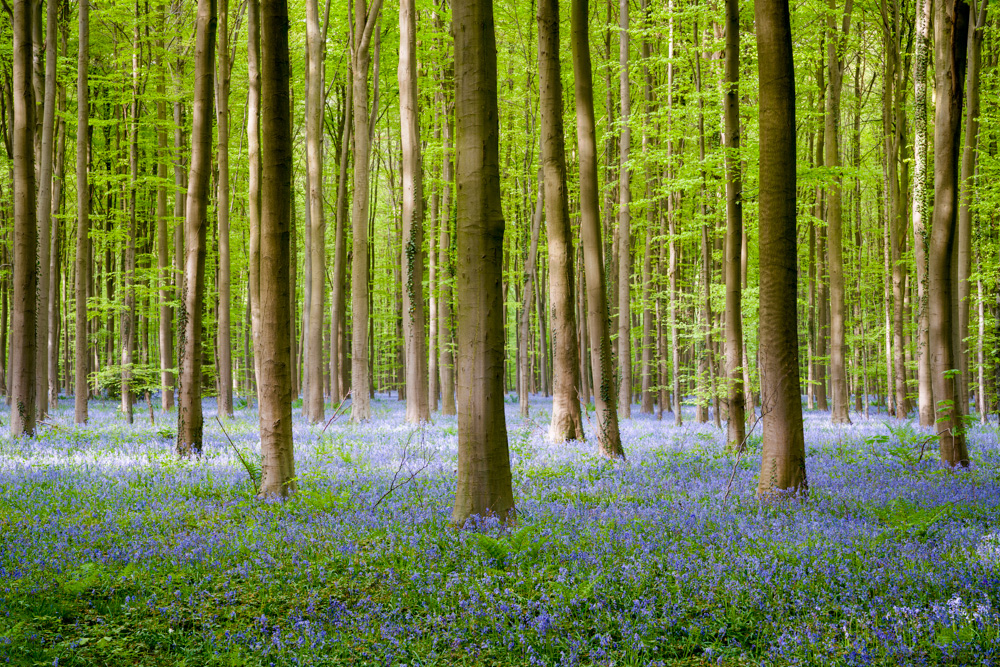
[2,393,999,667]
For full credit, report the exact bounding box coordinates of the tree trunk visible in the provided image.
[303,0,325,422]
[755,0,806,494]
[519,172,543,418]
[912,0,934,426]
[75,0,89,424]
[176,0,216,456]
[825,0,853,424]
[350,0,382,422]
[929,0,970,465]
[247,0,262,404]
[156,8,174,412]
[48,58,65,411]
[438,92,456,415]
[572,0,622,457]
[616,0,632,420]
[330,73,351,405]
[10,0,37,437]
[217,0,234,418]
[450,0,515,525]
[257,0,296,498]
[723,0,746,449]
[957,0,987,419]
[121,8,140,425]
[539,0,584,442]
[638,0,655,417]
[399,0,428,423]
[35,0,59,419]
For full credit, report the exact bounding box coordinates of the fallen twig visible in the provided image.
[322,388,353,433]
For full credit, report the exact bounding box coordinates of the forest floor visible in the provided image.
[1,394,999,666]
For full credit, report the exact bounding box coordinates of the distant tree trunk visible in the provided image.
[10,0,37,437]
[572,0,622,457]
[75,0,89,424]
[399,0,428,423]
[156,12,174,412]
[755,0,806,494]
[538,0,584,442]
[825,0,853,424]
[121,9,140,425]
[616,0,632,420]
[723,0,746,449]
[638,0,655,417]
[257,0,296,498]
[929,0,969,465]
[330,73,351,404]
[247,0,262,403]
[912,0,934,426]
[957,0,987,419]
[217,0,234,418]
[350,0,381,422]
[518,173,543,418]
[304,0,325,422]
[35,0,59,420]
[428,111,439,412]
[48,59,66,411]
[176,0,216,456]
[438,93,456,415]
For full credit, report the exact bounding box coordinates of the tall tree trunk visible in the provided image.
[438,92,456,415]
[75,0,89,424]
[638,0,655,417]
[518,172,543,418]
[929,0,970,465]
[304,0,325,422]
[48,58,65,411]
[616,0,632,419]
[156,8,173,412]
[247,0,262,404]
[723,0,746,449]
[399,0,428,423]
[957,0,987,419]
[121,7,140,425]
[217,0,234,418]
[35,0,58,419]
[539,0,584,442]
[826,0,853,424]
[450,0,515,525]
[912,0,934,425]
[331,71,351,404]
[257,0,296,498]
[176,0,216,456]
[572,0,622,456]
[10,0,37,437]
[350,0,382,422]
[755,0,806,494]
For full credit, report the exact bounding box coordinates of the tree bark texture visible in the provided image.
[519,173,543,418]
[217,0,234,418]
[176,0,216,456]
[305,0,326,423]
[75,0,89,424]
[572,0,622,457]
[755,0,807,495]
[450,0,515,525]
[539,0,584,442]
[616,0,632,419]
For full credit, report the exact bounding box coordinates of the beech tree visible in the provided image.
[75,0,90,425]
[451,0,515,525]
[755,0,807,494]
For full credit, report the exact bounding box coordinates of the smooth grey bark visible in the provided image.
[121,8,140,425]
[258,0,296,498]
[217,0,234,418]
[350,0,382,422]
[247,0,262,404]
[755,0,807,494]
[304,0,325,423]
[450,0,515,525]
[74,0,89,424]
[330,69,351,404]
[572,0,622,457]
[176,0,216,456]
[616,0,632,419]
[399,0,428,423]
[438,92,456,415]
[518,172,543,418]
[539,0,584,442]
[11,0,37,437]
[723,0,746,449]
[929,0,970,465]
